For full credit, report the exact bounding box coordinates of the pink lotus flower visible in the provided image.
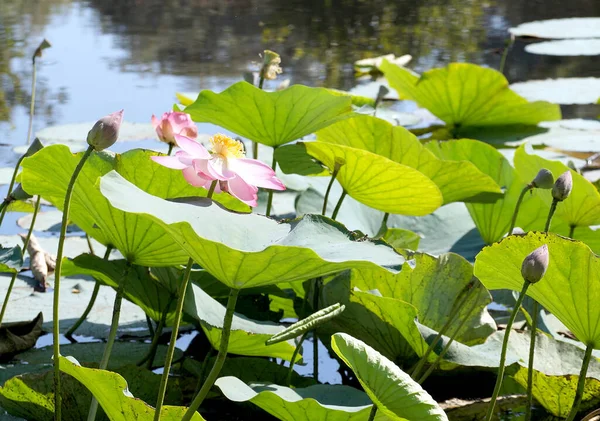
[151,111,198,145]
[151,133,285,207]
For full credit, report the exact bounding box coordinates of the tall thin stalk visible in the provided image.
[312,278,321,382]
[508,186,531,236]
[565,344,594,421]
[54,145,94,421]
[0,155,26,228]
[331,190,347,221]
[525,301,538,421]
[322,160,343,215]
[137,299,172,368]
[499,36,515,75]
[265,149,277,217]
[544,200,558,232]
[0,195,42,327]
[286,331,309,386]
[182,288,240,421]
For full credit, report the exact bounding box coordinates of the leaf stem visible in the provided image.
[499,36,515,75]
[287,331,309,386]
[312,278,321,382]
[331,190,347,221]
[182,288,240,421]
[484,281,530,421]
[525,300,539,421]
[375,212,390,239]
[565,344,594,421]
[0,155,26,229]
[544,200,558,232]
[54,145,94,421]
[153,258,195,421]
[322,162,343,215]
[367,404,378,421]
[87,262,131,421]
[85,234,95,255]
[266,149,277,217]
[508,185,531,236]
[0,195,42,327]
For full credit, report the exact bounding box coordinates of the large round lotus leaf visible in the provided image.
[215,376,374,421]
[99,171,404,289]
[36,122,157,144]
[380,61,560,128]
[184,81,354,147]
[474,231,600,348]
[511,78,600,105]
[20,145,247,266]
[302,142,443,216]
[331,333,448,420]
[525,39,600,56]
[509,18,600,39]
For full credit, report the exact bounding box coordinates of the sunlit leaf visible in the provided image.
[184,81,354,147]
[382,228,421,251]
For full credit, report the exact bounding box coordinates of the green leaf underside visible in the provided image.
[100,170,404,288]
[380,61,560,127]
[383,228,421,251]
[316,115,502,204]
[331,333,448,420]
[20,145,247,266]
[59,356,205,420]
[184,81,354,147]
[215,376,374,421]
[0,245,23,273]
[474,231,600,348]
[302,142,443,215]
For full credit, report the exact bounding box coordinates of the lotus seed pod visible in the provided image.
[86,109,124,151]
[9,184,32,201]
[521,244,549,284]
[531,169,554,189]
[552,171,573,202]
[261,50,282,80]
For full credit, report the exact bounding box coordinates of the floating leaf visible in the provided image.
[509,18,600,39]
[511,78,600,105]
[316,115,502,204]
[100,170,403,288]
[474,231,600,347]
[184,81,354,147]
[302,142,443,215]
[380,61,560,128]
[525,39,600,56]
[331,332,448,420]
[36,122,156,145]
[503,119,600,152]
[215,376,374,421]
[0,246,22,273]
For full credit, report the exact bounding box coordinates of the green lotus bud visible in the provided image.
[86,110,123,151]
[9,184,32,201]
[521,244,549,284]
[552,171,573,202]
[531,168,554,189]
[24,138,44,157]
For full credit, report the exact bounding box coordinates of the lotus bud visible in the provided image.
[24,138,44,157]
[521,244,549,284]
[151,111,198,146]
[552,171,573,202]
[531,169,554,189]
[261,50,282,81]
[32,39,51,61]
[87,110,123,151]
[9,184,32,201]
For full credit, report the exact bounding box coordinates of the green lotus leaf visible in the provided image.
[0,245,22,273]
[514,145,600,228]
[6,200,36,213]
[474,231,600,347]
[380,61,560,128]
[215,376,375,421]
[426,139,548,243]
[326,88,376,107]
[331,332,448,420]
[20,146,247,266]
[316,115,502,204]
[99,170,403,289]
[302,142,443,215]
[59,356,205,421]
[184,81,354,147]
[382,228,421,251]
[274,143,328,176]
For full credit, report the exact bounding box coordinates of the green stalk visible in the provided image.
[499,36,515,75]
[0,155,25,228]
[265,149,277,217]
[153,258,194,421]
[525,301,539,421]
[54,145,94,421]
[167,143,174,156]
[87,263,131,421]
[0,195,41,327]
[565,344,594,421]
[252,142,258,160]
[182,288,240,421]
[322,167,341,216]
[312,278,321,382]
[65,247,112,338]
[569,224,576,239]
[367,405,378,421]
[26,53,38,145]
[484,281,530,421]
[84,234,95,255]
[544,200,558,232]
[508,185,531,235]
[331,190,347,221]
[286,331,309,386]
[375,212,390,239]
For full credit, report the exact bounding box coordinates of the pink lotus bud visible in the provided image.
[151,111,198,146]
[87,110,123,151]
[521,244,549,284]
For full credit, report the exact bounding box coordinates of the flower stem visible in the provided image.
[26,55,38,145]
[182,288,240,421]
[508,185,532,235]
[544,199,558,232]
[252,142,258,160]
[287,331,309,386]
[499,36,515,75]
[86,262,131,421]
[312,278,321,382]
[331,190,347,221]
[0,155,26,229]
[153,258,195,421]
[565,344,594,421]
[367,405,378,421]
[525,300,539,421]
[484,281,530,421]
[54,145,94,421]
[65,247,112,338]
[207,180,218,198]
[0,195,42,327]
[167,143,174,156]
[265,149,277,217]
